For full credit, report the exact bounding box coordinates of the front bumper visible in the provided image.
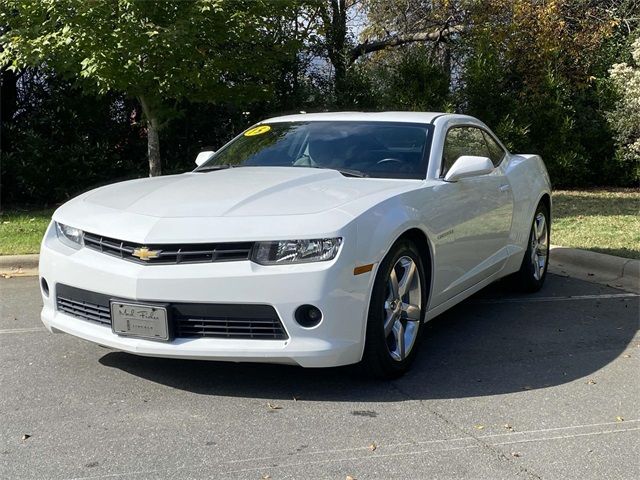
[39,224,374,368]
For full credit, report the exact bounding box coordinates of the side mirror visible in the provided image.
[195,149,215,166]
[444,155,494,182]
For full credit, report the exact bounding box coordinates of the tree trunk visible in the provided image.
[138,95,162,177]
[323,0,348,106]
[146,118,161,177]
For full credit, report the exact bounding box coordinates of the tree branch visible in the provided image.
[349,25,464,64]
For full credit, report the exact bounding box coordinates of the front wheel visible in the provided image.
[513,202,550,292]
[361,239,427,379]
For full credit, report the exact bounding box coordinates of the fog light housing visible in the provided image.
[41,277,49,297]
[295,305,323,328]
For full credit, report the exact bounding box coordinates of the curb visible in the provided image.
[549,246,639,293]
[1,249,638,293]
[0,254,39,277]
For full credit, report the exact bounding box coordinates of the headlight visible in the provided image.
[55,222,84,249]
[251,238,342,265]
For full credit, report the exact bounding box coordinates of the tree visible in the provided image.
[316,0,462,105]
[0,0,306,176]
[609,37,640,181]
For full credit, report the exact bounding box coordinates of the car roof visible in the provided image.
[263,111,475,125]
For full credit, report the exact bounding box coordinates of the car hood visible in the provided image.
[80,167,416,218]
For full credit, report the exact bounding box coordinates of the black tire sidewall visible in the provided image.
[362,239,427,378]
[518,203,550,291]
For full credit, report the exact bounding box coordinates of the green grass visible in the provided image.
[552,189,640,259]
[1,189,638,258]
[0,209,54,255]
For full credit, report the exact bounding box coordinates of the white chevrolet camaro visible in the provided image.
[39,112,551,378]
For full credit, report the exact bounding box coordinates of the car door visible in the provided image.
[429,125,514,307]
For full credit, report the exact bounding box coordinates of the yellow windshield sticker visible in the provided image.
[244,125,271,137]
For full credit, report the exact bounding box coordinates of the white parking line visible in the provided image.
[224,419,640,465]
[473,293,638,304]
[0,327,45,335]
[62,423,640,480]
[217,426,640,477]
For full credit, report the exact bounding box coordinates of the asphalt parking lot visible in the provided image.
[1,274,638,480]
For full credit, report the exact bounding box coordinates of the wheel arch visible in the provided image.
[539,192,551,219]
[363,224,436,323]
[357,224,436,367]
[395,228,434,309]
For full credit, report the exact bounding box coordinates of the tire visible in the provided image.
[513,202,550,292]
[361,239,427,379]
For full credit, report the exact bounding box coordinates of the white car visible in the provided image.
[39,112,551,378]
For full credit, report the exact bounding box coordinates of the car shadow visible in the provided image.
[99,275,638,402]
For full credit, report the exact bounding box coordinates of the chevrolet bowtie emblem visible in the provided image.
[132,247,161,261]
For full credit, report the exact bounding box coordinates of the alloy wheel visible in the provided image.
[384,256,422,362]
[530,212,549,281]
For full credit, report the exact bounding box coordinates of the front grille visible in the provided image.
[83,232,253,265]
[55,284,288,340]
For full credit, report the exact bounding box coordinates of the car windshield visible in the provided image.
[197,121,433,179]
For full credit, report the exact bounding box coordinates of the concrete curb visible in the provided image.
[1,248,638,292]
[549,246,639,293]
[0,254,39,277]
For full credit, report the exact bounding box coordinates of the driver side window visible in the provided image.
[441,127,492,177]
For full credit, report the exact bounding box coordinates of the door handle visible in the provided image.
[499,184,511,193]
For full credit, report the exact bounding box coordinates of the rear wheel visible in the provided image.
[361,240,426,379]
[513,202,550,292]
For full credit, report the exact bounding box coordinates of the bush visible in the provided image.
[1,71,146,205]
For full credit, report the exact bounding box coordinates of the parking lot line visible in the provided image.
[224,419,640,467]
[0,326,45,335]
[473,293,638,304]
[60,423,640,480]
[217,426,640,478]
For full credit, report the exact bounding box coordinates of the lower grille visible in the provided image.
[57,296,111,326]
[174,304,287,339]
[55,284,288,340]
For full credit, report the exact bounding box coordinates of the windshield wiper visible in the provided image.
[196,164,238,172]
[333,167,368,178]
[303,165,368,178]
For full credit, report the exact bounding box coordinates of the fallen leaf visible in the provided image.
[586,379,597,385]
[267,402,282,410]
[616,416,624,422]
[346,476,356,480]
[262,475,271,480]
[503,424,514,431]
[21,434,31,441]
[368,442,377,451]
[474,424,485,430]
[623,354,631,358]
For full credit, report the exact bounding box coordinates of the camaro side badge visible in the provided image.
[132,247,161,261]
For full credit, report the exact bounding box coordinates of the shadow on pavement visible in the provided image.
[99,275,639,402]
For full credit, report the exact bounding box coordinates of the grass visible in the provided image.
[0,209,54,255]
[552,189,640,259]
[0,189,638,258]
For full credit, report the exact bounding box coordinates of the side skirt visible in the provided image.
[424,268,506,322]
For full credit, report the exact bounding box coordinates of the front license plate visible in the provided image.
[110,302,169,341]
